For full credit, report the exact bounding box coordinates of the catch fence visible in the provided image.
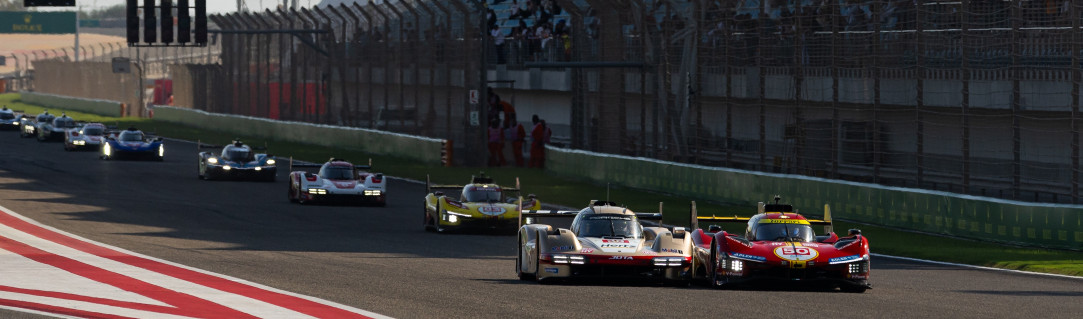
[164,0,1083,204]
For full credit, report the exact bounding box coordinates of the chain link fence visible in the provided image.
[22,1,1083,204]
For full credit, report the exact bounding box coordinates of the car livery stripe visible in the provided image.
[0,205,388,319]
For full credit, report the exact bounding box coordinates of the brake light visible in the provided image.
[305,174,318,182]
[446,200,466,209]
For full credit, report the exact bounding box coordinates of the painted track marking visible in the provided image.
[0,204,390,318]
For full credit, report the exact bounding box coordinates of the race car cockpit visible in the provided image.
[462,185,503,202]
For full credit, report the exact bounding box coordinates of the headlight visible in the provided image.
[158,145,165,157]
[729,259,744,272]
[103,143,111,156]
[207,157,218,164]
[551,255,584,265]
[364,190,382,196]
[307,188,326,195]
[74,140,85,145]
[265,159,276,165]
[254,167,262,171]
[448,215,458,223]
[223,165,232,170]
[653,257,684,267]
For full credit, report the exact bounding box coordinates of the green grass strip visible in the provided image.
[3,93,1080,277]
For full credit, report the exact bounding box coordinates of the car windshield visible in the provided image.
[119,131,144,142]
[462,186,503,202]
[319,166,354,180]
[754,223,815,242]
[54,118,76,128]
[82,127,104,136]
[223,147,251,161]
[577,215,643,239]
[0,113,13,120]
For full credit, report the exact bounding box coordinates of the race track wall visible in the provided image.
[19,92,124,117]
[547,147,1083,251]
[153,105,446,164]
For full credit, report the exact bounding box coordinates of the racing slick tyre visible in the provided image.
[287,183,298,203]
[423,206,435,232]
[516,235,535,281]
[709,246,722,289]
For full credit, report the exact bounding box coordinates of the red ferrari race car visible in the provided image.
[688,196,871,292]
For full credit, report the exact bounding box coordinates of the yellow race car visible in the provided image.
[423,174,541,233]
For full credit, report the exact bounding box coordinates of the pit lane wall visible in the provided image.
[547,147,1083,251]
[19,92,124,117]
[153,105,445,164]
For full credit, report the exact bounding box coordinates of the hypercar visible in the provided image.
[197,140,277,181]
[37,113,79,142]
[287,158,386,206]
[423,175,541,232]
[64,122,108,151]
[20,110,54,138]
[0,107,21,130]
[516,200,694,284]
[689,196,871,292]
[100,127,165,161]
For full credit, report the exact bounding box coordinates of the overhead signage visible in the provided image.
[0,11,77,34]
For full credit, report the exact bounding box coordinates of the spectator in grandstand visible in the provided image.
[529,114,552,168]
[492,25,507,64]
[488,118,506,167]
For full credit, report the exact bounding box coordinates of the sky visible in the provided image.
[72,0,326,14]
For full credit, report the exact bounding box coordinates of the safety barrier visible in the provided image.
[546,147,1083,251]
[18,92,124,117]
[153,106,447,165]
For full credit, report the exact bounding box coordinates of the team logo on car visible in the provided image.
[478,206,507,216]
[773,246,819,261]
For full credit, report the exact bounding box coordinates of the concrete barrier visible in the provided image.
[547,146,1083,251]
[153,106,446,164]
[19,92,124,117]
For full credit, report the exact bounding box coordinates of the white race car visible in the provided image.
[287,158,386,206]
[64,122,108,151]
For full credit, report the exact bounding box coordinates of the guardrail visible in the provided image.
[18,92,124,117]
[546,146,1083,251]
[152,105,447,165]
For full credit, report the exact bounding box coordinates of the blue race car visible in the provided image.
[197,140,277,182]
[0,106,22,130]
[100,127,165,161]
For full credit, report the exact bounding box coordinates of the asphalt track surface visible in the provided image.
[0,132,1081,319]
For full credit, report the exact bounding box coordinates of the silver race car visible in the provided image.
[516,201,693,284]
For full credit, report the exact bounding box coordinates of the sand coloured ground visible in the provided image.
[1,33,126,74]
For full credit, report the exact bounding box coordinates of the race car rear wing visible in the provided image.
[425,175,523,194]
[689,201,833,234]
[519,200,669,229]
[289,157,372,169]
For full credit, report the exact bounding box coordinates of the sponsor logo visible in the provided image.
[478,206,507,216]
[828,255,863,264]
[579,248,595,253]
[545,268,559,274]
[759,219,811,225]
[332,181,356,189]
[609,256,633,260]
[551,245,572,251]
[773,246,819,262]
[660,248,683,254]
[601,239,630,243]
[730,252,767,262]
[600,244,635,248]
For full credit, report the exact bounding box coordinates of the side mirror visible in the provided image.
[155,137,163,142]
[708,225,722,233]
[434,191,444,196]
[848,229,862,236]
[528,194,537,199]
